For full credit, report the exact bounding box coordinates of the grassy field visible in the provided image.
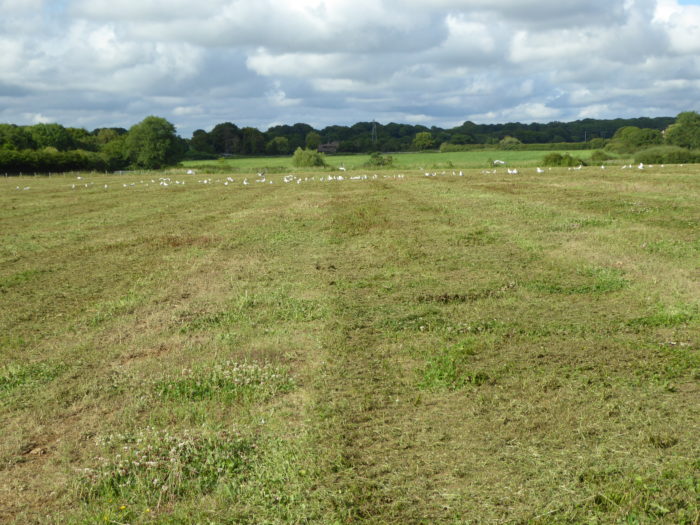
[182,149,623,173]
[0,165,698,524]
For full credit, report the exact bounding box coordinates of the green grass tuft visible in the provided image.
[180,292,326,333]
[89,291,144,326]
[629,303,698,328]
[78,428,253,507]
[0,268,48,292]
[0,361,66,393]
[528,266,629,295]
[154,361,294,403]
[419,340,491,390]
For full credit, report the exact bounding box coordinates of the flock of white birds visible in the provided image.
[7,171,407,192]
[5,162,668,192]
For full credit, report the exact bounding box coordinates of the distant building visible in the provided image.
[318,141,340,154]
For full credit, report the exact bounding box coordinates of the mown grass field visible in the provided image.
[0,164,698,524]
[182,149,621,173]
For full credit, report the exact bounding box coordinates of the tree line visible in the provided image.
[189,116,677,157]
[2,112,699,173]
[0,117,185,174]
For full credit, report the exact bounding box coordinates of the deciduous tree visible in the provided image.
[665,111,700,149]
[305,131,321,150]
[29,123,74,151]
[412,131,434,150]
[606,126,662,153]
[266,136,290,155]
[124,116,185,169]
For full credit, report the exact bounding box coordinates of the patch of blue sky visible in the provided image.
[45,0,70,15]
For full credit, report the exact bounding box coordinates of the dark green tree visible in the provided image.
[0,124,35,150]
[94,128,125,146]
[240,127,265,155]
[266,136,290,155]
[665,111,700,149]
[29,123,74,151]
[124,116,185,169]
[305,131,321,150]
[66,127,97,151]
[190,129,215,153]
[210,122,241,154]
[412,131,434,150]
[100,134,129,171]
[450,133,475,145]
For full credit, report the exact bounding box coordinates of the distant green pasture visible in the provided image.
[182,149,625,173]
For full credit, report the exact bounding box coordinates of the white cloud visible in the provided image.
[656,1,700,53]
[0,0,699,135]
[247,51,337,78]
[173,105,203,116]
[24,112,52,124]
[469,101,561,123]
[265,82,301,107]
[0,38,26,72]
[427,14,503,65]
[312,78,372,93]
[70,0,207,21]
[577,104,615,119]
[0,0,44,12]
[401,113,437,124]
[513,102,561,120]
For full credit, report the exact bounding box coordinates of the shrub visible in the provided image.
[498,135,522,150]
[440,142,591,152]
[606,126,662,154]
[634,146,700,164]
[542,153,587,167]
[590,150,614,163]
[588,137,607,149]
[292,147,327,167]
[363,152,393,167]
[0,148,109,174]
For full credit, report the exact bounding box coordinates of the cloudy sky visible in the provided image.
[1,0,700,137]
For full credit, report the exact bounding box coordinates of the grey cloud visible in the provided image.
[0,82,31,97]
[1,0,699,136]
[404,0,627,29]
[73,0,446,54]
